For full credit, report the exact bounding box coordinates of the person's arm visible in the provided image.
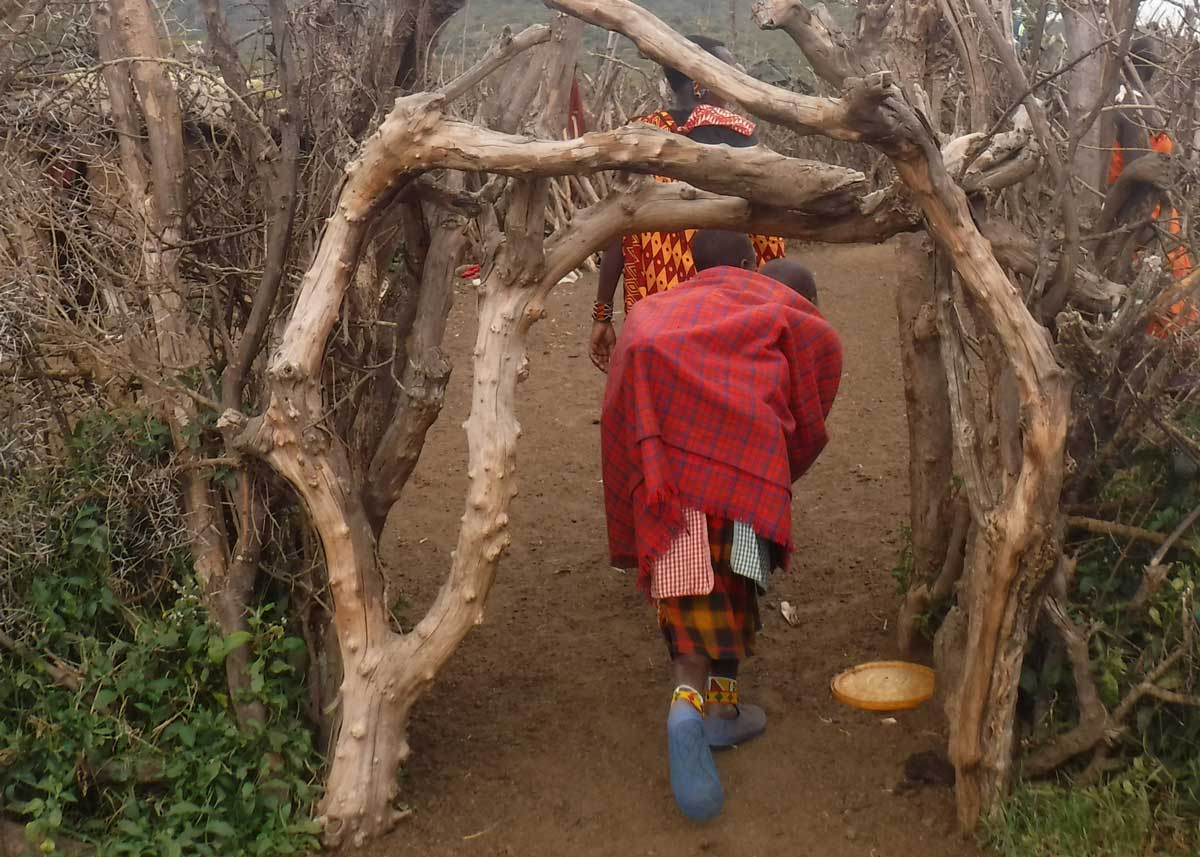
[1115,109,1151,167]
[589,238,621,372]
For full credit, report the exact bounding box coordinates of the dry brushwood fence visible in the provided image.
[1,0,1199,851]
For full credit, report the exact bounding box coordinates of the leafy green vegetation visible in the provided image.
[985,774,1196,857]
[0,413,320,856]
[1001,430,1200,855]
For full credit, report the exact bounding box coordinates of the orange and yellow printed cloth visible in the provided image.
[620,107,786,312]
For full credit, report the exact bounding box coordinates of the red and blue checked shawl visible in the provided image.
[601,266,843,593]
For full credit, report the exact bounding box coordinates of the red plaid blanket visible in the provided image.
[601,266,843,592]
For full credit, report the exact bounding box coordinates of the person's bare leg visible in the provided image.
[672,652,709,694]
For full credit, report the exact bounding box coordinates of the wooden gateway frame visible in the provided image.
[216,0,1088,845]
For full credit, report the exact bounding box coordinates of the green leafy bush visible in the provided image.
[1009,436,1200,854]
[0,413,321,856]
[986,772,1195,857]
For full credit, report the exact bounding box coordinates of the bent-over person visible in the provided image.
[601,230,842,820]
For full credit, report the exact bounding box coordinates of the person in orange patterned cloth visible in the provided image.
[587,35,786,372]
[1105,35,1195,337]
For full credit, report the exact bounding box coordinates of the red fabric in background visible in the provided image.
[567,75,588,137]
[601,266,843,593]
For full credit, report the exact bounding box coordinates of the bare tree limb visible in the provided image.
[544,0,862,138]
[1066,514,1171,545]
[962,0,1080,323]
[439,24,552,103]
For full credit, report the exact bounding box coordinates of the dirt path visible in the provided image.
[371,242,981,857]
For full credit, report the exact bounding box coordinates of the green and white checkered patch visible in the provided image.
[730,521,773,593]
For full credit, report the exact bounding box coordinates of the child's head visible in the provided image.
[759,258,818,306]
[691,229,755,272]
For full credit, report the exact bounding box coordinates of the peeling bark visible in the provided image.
[893,237,956,654]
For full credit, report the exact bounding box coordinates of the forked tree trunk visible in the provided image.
[94,0,266,729]
[229,26,584,847]
[233,192,551,849]
[323,261,537,845]
[892,150,1071,828]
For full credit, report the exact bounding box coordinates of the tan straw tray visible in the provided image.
[831,661,935,711]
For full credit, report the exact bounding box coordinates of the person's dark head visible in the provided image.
[759,258,818,306]
[1131,35,1158,85]
[691,229,755,272]
[662,35,735,104]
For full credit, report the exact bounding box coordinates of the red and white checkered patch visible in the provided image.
[651,508,715,599]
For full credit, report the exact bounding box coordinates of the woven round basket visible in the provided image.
[831,661,936,711]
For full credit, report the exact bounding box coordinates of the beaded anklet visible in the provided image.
[707,676,739,707]
[672,685,705,714]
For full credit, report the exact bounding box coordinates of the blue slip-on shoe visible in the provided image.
[704,703,767,749]
[667,689,724,821]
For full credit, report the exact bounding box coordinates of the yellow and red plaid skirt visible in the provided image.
[657,515,760,661]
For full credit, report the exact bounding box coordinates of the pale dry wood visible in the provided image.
[544,0,861,138]
[1066,514,1170,545]
[94,0,266,730]
[539,176,917,291]
[752,0,873,86]
[414,117,868,209]
[261,89,869,387]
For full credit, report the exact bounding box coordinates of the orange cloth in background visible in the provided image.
[1106,131,1196,337]
[1106,130,1174,187]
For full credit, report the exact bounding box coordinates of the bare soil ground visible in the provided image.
[370,242,983,857]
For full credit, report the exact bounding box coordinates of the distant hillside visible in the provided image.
[440,0,849,88]
[164,0,853,91]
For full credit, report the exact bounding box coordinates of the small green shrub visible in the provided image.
[0,412,321,856]
[985,770,1196,857]
[1013,419,1200,854]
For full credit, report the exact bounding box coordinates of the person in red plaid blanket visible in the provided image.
[601,230,842,820]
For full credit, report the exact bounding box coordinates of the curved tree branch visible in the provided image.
[544,0,862,138]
